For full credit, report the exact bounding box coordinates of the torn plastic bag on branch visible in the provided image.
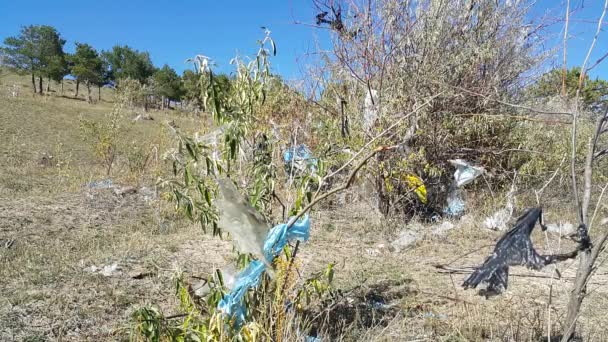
[218,260,266,327]
[450,159,484,187]
[443,159,484,217]
[216,178,270,261]
[284,144,317,175]
[462,207,589,298]
[264,215,311,261]
[217,209,311,328]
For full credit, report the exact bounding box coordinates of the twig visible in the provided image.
[434,265,592,282]
[454,113,571,125]
[586,51,608,73]
[535,156,566,204]
[562,0,571,96]
[594,148,608,160]
[437,82,573,116]
[165,313,189,320]
[417,289,474,305]
[455,147,543,155]
[445,244,496,266]
[272,191,287,222]
[589,183,608,234]
[577,0,608,86]
[279,145,400,298]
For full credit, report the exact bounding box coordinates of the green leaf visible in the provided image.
[199,213,207,233]
[204,188,212,206]
[216,269,226,289]
[184,165,191,185]
[185,143,197,161]
[269,38,277,56]
[206,156,214,176]
[283,244,292,259]
[229,139,237,159]
[185,198,194,220]
[325,263,334,283]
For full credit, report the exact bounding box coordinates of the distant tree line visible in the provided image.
[2,25,606,112]
[0,24,226,109]
[529,67,608,113]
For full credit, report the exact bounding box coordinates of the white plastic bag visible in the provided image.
[449,159,484,187]
[216,178,270,261]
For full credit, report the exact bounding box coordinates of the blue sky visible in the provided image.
[531,0,608,79]
[0,0,606,80]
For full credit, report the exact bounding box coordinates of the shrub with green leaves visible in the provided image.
[132,31,335,342]
[79,81,130,175]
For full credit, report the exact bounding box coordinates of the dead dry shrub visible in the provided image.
[309,0,550,217]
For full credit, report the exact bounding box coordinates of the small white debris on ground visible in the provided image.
[85,263,121,277]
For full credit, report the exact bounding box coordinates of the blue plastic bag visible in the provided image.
[217,260,266,326]
[263,215,311,262]
[283,145,317,173]
[218,214,311,328]
[443,191,465,217]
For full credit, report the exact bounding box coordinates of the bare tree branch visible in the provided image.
[562,0,571,96]
[563,2,608,339]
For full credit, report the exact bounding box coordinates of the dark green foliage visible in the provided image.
[102,45,156,83]
[1,25,67,93]
[45,54,69,84]
[70,43,104,102]
[38,26,68,84]
[153,64,184,102]
[212,73,232,96]
[181,69,204,110]
[182,69,232,111]
[530,67,608,112]
[71,43,103,86]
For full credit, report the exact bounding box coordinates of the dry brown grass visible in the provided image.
[0,73,225,340]
[297,192,608,341]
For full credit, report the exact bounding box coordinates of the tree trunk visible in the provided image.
[98,85,101,101]
[561,109,608,341]
[30,73,36,94]
[562,251,592,341]
[38,76,43,94]
[46,77,51,92]
[562,227,608,341]
[75,79,80,97]
[86,81,92,104]
[61,80,64,95]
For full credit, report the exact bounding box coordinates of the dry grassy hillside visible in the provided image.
[1,73,608,341]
